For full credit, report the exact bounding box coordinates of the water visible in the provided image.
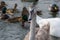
[0,20,29,40]
[0,0,60,40]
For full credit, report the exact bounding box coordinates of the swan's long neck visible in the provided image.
[29,3,37,40]
[29,13,36,40]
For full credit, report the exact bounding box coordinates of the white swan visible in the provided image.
[36,15,60,37]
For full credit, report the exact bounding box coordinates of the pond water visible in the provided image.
[0,0,60,40]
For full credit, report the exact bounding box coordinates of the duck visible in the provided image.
[6,17,23,23]
[6,3,20,15]
[49,4,59,12]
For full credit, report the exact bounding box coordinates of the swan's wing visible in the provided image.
[36,15,43,25]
